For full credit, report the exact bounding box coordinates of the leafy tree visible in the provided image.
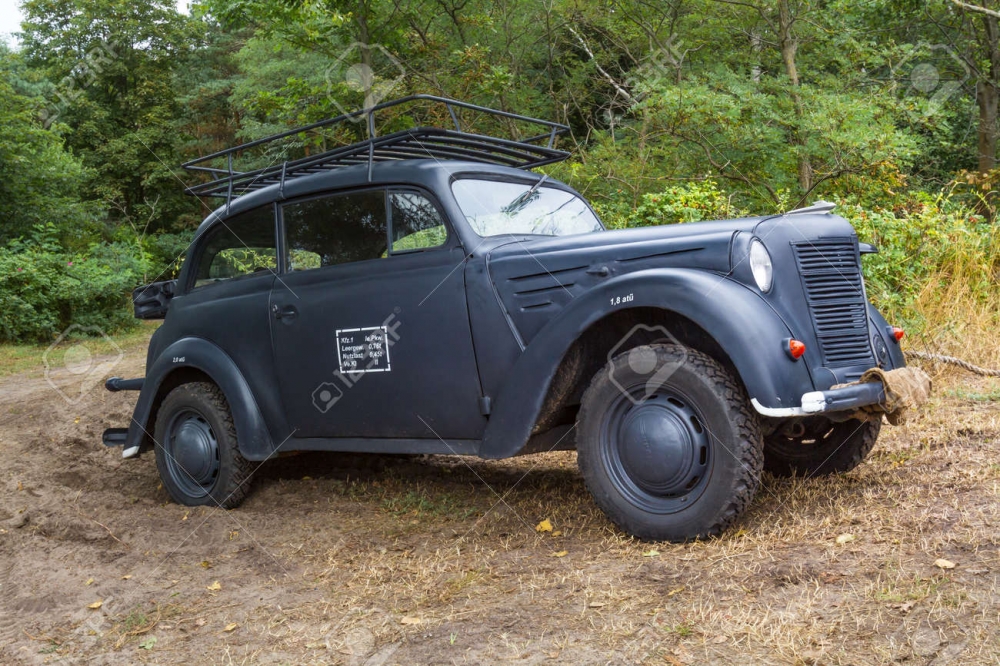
[20,0,199,234]
[0,44,96,245]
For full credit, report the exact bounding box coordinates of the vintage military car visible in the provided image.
[104,96,908,541]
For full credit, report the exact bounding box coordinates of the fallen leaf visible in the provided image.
[588,602,605,608]
[16,482,22,491]
[934,558,956,570]
[400,616,422,625]
[122,575,132,580]
[195,618,207,628]
[642,549,660,558]
[893,600,916,613]
[181,512,189,521]
[207,581,222,591]
[200,560,211,569]
[224,623,238,632]
[87,600,103,609]
[139,636,157,650]
[836,533,855,545]
[302,476,312,481]
[551,530,563,537]
[535,519,553,533]
[85,578,94,586]
[552,550,568,558]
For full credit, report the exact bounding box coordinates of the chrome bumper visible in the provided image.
[751,382,885,418]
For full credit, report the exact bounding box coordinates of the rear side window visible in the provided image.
[192,206,277,289]
[283,190,387,271]
[390,191,447,252]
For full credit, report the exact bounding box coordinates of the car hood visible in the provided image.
[484,216,764,268]
[482,212,863,348]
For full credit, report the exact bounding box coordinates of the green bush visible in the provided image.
[840,194,998,327]
[0,224,153,342]
[590,179,745,229]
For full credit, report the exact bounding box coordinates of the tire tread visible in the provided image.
[577,344,763,541]
[154,381,254,509]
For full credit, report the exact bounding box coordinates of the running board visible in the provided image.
[102,428,129,447]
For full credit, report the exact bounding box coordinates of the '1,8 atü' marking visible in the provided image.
[610,293,634,307]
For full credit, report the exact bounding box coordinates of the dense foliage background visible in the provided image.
[1,0,998,348]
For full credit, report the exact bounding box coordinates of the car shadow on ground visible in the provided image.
[250,450,590,504]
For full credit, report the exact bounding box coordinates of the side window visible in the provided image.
[390,191,447,252]
[283,190,387,271]
[192,206,277,289]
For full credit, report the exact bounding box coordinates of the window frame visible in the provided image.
[186,203,279,294]
[277,185,454,275]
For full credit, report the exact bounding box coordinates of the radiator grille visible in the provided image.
[792,238,875,368]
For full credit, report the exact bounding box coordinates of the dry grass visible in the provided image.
[901,232,1000,371]
[2,329,999,664]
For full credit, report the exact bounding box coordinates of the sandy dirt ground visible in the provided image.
[1,339,999,665]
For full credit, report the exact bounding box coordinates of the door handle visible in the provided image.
[272,304,298,321]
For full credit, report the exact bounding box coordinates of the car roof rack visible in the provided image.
[181,95,571,209]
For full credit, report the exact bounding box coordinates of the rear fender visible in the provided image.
[124,337,274,460]
[479,269,815,459]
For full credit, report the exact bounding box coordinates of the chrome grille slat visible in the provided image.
[792,238,875,368]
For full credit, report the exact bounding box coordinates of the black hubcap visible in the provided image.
[602,391,711,514]
[165,410,220,498]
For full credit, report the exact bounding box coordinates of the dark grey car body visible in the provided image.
[107,158,903,464]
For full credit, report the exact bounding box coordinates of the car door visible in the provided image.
[170,205,282,426]
[269,186,486,440]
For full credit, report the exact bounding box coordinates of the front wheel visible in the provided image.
[576,344,763,542]
[763,416,881,477]
[153,382,254,508]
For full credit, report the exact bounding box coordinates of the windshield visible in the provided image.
[452,178,604,237]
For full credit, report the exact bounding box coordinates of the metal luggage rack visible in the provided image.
[181,95,571,207]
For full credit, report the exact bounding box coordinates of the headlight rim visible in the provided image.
[748,238,773,293]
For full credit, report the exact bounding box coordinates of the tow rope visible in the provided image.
[905,351,1000,378]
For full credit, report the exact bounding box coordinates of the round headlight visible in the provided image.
[749,239,773,292]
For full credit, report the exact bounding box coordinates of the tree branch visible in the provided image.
[950,0,1000,20]
[566,25,636,103]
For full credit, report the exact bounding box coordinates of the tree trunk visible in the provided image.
[978,14,1000,174]
[777,0,812,193]
[979,80,998,174]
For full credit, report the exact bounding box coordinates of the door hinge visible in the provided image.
[478,396,492,417]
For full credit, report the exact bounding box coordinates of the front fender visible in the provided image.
[124,337,274,460]
[867,303,906,370]
[479,269,815,459]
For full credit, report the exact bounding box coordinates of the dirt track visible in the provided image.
[1,341,999,664]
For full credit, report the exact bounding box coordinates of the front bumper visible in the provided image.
[751,381,885,418]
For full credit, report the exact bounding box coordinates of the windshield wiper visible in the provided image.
[501,174,548,214]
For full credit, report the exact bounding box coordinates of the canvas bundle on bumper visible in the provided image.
[102,96,929,542]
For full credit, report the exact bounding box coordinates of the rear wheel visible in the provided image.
[576,344,763,542]
[763,416,881,477]
[153,382,254,508]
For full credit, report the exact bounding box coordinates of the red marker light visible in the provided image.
[892,326,905,342]
[788,339,806,359]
